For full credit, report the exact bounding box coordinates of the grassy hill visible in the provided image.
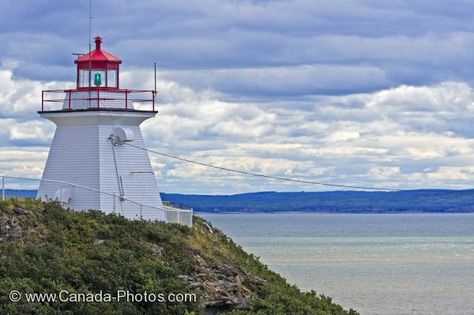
[0,198,357,315]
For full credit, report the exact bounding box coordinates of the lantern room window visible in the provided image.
[77,69,118,88]
[107,70,117,88]
[79,69,89,87]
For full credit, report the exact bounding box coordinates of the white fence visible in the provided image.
[0,175,192,227]
[164,205,193,226]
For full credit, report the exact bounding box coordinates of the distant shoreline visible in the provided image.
[163,190,474,213]
[197,210,474,214]
[6,189,474,214]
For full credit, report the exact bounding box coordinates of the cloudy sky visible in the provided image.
[1,0,474,194]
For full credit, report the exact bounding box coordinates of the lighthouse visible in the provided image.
[37,36,165,221]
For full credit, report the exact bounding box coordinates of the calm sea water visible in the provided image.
[199,213,474,315]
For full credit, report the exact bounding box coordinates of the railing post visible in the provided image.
[125,90,128,110]
[97,89,100,109]
[140,204,143,220]
[153,91,155,112]
[41,91,44,111]
[68,90,72,110]
[1,176,5,201]
[113,193,116,213]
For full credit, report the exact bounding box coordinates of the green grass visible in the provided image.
[0,198,358,315]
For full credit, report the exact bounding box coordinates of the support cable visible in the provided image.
[123,143,399,192]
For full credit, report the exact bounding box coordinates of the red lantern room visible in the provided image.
[75,36,122,89]
[40,36,156,113]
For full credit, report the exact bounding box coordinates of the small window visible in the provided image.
[107,70,117,88]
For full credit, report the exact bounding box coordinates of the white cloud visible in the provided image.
[140,77,474,193]
[366,81,473,112]
[8,120,54,143]
[0,147,48,188]
[368,167,400,179]
[427,166,474,181]
[2,60,474,193]
[326,131,360,142]
[0,65,70,117]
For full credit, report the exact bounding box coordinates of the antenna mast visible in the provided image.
[153,62,157,107]
[88,0,92,54]
[88,0,92,107]
[154,62,157,92]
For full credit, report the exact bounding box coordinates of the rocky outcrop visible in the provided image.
[13,207,32,216]
[0,207,36,243]
[179,254,266,314]
[149,243,164,257]
[0,217,22,243]
[93,239,105,245]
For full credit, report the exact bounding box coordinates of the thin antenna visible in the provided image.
[153,62,157,110]
[154,62,157,92]
[88,0,92,107]
[88,0,92,54]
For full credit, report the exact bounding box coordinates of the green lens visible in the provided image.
[94,73,102,86]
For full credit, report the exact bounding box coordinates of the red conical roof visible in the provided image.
[75,36,122,64]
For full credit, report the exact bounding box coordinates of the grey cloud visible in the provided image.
[2,1,474,97]
[160,64,390,97]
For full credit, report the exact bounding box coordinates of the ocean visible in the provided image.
[200,212,474,315]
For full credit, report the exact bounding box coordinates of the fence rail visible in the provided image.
[0,175,192,227]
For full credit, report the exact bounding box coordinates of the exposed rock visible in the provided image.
[243,270,266,286]
[188,282,202,289]
[177,275,192,281]
[177,254,267,314]
[202,221,214,234]
[13,207,31,215]
[150,243,163,257]
[94,239,105,245]
[0,217,23,242]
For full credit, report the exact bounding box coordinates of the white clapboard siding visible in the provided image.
[37,110,165,221]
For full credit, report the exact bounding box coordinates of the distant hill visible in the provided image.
[162,190,474,213]
[3,189,37,198]
[7,189,474,213]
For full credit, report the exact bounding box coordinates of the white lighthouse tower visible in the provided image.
[37,36,165,221]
